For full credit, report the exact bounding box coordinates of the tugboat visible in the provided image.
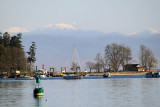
[34,77,44,96]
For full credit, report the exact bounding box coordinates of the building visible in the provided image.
[124,64,144,71]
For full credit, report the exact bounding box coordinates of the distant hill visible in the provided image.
[22,27,160,71]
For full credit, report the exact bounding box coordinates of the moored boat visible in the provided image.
[34,69,47,78]
[63,46,83,80]
[103,72,111,78]
[145,72,160,78]
[15,75,34,80]
[0,74,7,78]
[63,75,83,79]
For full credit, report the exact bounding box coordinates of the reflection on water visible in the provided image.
[0,81,35,107]
[1,77,160,107]
[34,96,43,107]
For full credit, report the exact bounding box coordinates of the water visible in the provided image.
[1,76,160,107]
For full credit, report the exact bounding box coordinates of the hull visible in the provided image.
[146,72,160,78]
[103,72,110,78]
[63,75,83,79]
[40,75,46,78]
[15,76,34,80]
[34,74,46,78]
[103,75,110,78]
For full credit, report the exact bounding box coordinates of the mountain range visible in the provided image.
[22,26,160,71]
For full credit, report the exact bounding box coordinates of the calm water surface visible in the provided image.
[1,76,160,107]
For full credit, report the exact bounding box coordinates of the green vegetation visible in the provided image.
[27,42,36,71]
[0,32,35,77]
[86,43,157,72]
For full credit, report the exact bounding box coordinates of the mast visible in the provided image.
[66,58,69,72]
[73,45,76,64]
[71,45,81,73]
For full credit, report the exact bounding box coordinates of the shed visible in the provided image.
[124,64,144,71]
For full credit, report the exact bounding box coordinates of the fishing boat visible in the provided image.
[15,75,34,80]
[63,46,83,80]
[103,72,111,78]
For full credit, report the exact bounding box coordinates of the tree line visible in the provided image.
[0,32,36,75]
[86,43,157,72]
[0,32,157,74]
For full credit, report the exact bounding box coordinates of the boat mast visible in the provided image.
[71,45,81,73]
[74,46,76,64]
[66,58,68,72]
[73,45,77,72]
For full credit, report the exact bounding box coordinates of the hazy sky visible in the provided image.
[0,0,160,34]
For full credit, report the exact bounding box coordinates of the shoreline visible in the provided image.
[110,71,146,76]
[0,71,147,78]
[75,71,147,76]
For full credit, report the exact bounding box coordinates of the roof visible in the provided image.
[125,64,141,67]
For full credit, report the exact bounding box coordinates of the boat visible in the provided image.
[63,75,83,79]
[63,46,83,80]
[103,72,111,78]
[15,75,34,80]
[145,72,160,78]
[34,69,47,78]
[0,74,7,78]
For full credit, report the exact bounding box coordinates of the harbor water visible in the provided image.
[1,76,160,107]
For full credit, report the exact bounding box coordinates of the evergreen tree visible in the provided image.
[10,33,22,48]
[27,42,36,71]
[3,32,10,47]
[0,32,27,75]
[0,32,3,45]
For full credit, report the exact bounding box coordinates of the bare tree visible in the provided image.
[105,43,120,71]
[139,45,157,70]
[94,53,103,72]
[105,43,132,71]
[86,61,95,73]
[119,46,132,71]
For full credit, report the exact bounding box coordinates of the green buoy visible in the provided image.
[34,77,44,96]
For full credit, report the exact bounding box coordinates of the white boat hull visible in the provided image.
[15,76,34,80]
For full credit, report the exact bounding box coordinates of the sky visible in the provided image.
[0,0,160,34]
[0,0,160,70]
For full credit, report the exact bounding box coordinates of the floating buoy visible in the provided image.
[34,77,44,96]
